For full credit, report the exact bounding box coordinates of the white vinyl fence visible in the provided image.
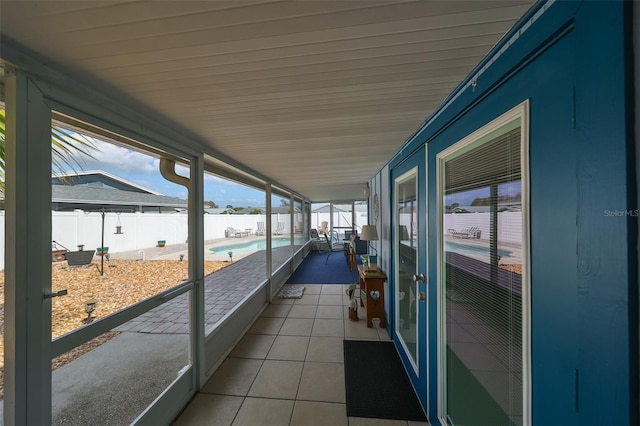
[0,211,296,270]
[0,211,520,270]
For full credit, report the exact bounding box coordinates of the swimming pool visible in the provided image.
[209,237,302,255]
[445,240,512,259]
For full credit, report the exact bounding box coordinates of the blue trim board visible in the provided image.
[379,1,637,424]
[623,0,639,423]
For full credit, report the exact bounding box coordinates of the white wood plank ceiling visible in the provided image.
[0,0,534,201]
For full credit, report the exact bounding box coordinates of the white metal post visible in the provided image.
[265,184,272,299]
[4,69,53,425]
[189,154,206,388]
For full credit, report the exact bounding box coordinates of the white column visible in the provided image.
[4,69,53,425]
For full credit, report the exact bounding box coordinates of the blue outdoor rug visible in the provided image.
[286,251,359,284]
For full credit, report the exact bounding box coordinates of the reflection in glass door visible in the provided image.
[395,169,419,364]
[392,144,427,412]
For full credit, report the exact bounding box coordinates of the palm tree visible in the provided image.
[0,108,97,192]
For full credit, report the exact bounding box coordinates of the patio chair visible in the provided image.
[451,226,481,239]
[256,221,266,236]
[324,233,346,264]
[226,227,247,238]
[310,229,330,252]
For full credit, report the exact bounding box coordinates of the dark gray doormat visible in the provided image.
[343,340,427,422]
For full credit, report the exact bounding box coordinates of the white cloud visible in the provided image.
[77,139,159,174]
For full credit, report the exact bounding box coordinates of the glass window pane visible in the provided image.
[331,203,353,241]
[443,120,523,425]
[203,173,266,330]
[303,201,311,242]
[271,191,292,272]
[354,200,368,234]
[311,203,328,234]
[293,198,303,251]
[396,173,418,363]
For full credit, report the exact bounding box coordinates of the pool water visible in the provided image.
[445,240,512,259]
[209,237,301,255]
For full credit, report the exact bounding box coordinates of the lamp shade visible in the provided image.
[360,225,379,241]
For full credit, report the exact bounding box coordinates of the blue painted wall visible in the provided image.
[382,1,637,424]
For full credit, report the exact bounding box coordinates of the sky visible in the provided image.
[65,138,266,208]
[62,134,521,209]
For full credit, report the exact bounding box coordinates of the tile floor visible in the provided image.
[173,284,429,426]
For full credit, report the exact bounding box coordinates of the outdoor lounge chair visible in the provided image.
[226,227,249,238]
[450,226,481,239]
[256,221,266,236]
[274,222,285,235]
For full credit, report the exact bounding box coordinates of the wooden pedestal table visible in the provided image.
[357,264,387,328]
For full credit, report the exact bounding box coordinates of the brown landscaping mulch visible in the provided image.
[499,264,523,275]
[0,258,229,399]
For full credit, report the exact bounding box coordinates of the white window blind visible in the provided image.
[443,122,524,425]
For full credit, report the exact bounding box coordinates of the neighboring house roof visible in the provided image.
[52,170,163,195]
[51,185,187,211]
[1,170,191,212]
[272,206,299,214]
[236,207,266,214]
[204,208,235,214]
[312,204,349,213]
[451,206,492,214]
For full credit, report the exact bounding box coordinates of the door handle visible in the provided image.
[412,273,426,282]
